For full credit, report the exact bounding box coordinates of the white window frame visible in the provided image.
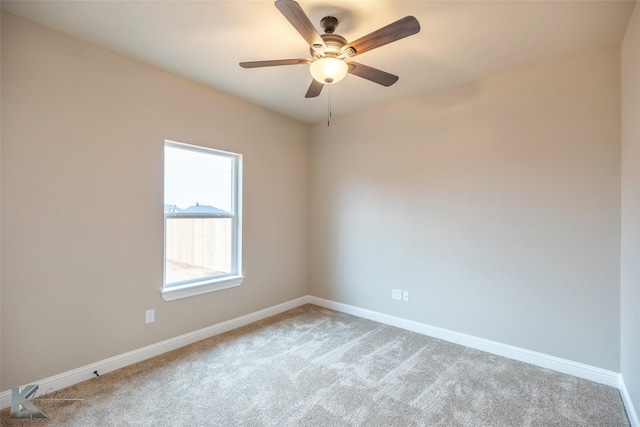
[162,140,243,301]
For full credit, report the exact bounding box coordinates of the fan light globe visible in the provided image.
[310,57,348,84]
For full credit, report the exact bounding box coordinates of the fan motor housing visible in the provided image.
[311,33,348,59]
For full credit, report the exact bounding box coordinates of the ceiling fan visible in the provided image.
[239,0,420,98]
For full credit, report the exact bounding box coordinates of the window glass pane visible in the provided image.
[165,217,232,284]
[164,145,232,213]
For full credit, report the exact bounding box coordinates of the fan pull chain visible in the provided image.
[327,85,332,127]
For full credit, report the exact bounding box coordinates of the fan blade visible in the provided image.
[240,59,310,68]
[347,62,398,87]
[305,79,324,98]
[275,0,326,51]
[343,16,420,57]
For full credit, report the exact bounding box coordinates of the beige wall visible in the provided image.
[310,46,621,370]
[621,1,640,417]
[0,12,309,390]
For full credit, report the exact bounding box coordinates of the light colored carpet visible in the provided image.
[1,304,630,426]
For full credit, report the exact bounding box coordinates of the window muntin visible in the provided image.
[163,141,242,298]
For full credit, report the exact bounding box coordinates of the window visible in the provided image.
[162,140,242,301]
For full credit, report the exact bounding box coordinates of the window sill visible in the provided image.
[162,275,244,301]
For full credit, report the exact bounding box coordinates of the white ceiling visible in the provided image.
[2,0,636,124]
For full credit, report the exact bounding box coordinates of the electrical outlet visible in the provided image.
[392,289,402,300]
[145,309,155,324]
[402,291,410,302]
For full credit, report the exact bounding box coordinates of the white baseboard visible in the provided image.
[308,296,620,388]
[2,294,629,419]
[0,296,311,410]
[620,375,640,427]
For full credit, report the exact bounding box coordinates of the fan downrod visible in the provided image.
[320,16,339,34]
